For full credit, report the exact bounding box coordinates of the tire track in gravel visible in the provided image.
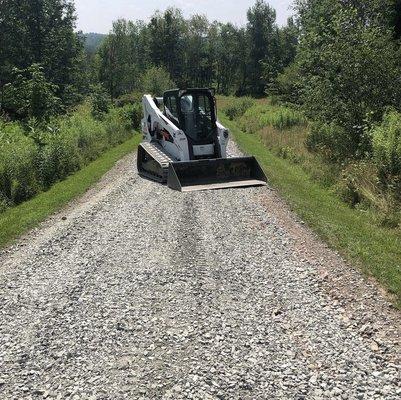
[0,150,400,400]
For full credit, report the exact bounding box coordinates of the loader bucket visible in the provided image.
[167,157,267,192]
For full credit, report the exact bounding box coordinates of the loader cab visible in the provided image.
[163,89,219,158]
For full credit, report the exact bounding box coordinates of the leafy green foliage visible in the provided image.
[140,67,176,96]
[0,122,40,205]
[306,121,354,162]
[274,63,303,105]
[98,19,141,98]
[0,104,134,207]
[83,33,107,54]
[90,84,111,119]
[96,2,298,98]
[372,111,401,187]
[0,0,84,118]
[123,103,143,131]
[228,101,306,133]
[2,65,61,121]
[222,98,256,120]
[148,8,187,85]
[258,107,305,130]
[293,0,401,158]
[247,1,278,96]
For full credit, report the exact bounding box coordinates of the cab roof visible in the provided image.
[163,88,216,97]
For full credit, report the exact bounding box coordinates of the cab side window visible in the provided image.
[165,96,178,120]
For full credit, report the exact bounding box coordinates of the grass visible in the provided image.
[0,134,141,248]
[220,112,401,307]
[239,103,306,132]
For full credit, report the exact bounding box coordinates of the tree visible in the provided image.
[185,15,212,87]
[246,0,279,96]
[2,64,61,121]
[98,20,135,98]
[140,67,175,96]
[148,8,187,85]
[395,0,401,38]
[0,0,84,116]
[95,3,299,98]
[294,0,401,157]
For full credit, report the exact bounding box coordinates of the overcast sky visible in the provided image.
[74,0,294,33]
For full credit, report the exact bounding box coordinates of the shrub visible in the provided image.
[112,103,142,132]
[259,107,305,130]
[0,122,40,204]
[0,103,134,210]
[223,97,255,120]
[140,67,175,96]
[2,64,61,121]
[236,103,305,134]
[39,130,82,187]
[372,111,401,187]
[297,5,401,158]
[306,121,356,162]
[274,63,302,105]
[90,84,111,119]
[114,92,143,108]
[103,106,135,146]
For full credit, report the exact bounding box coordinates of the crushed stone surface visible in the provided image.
[0,145,400,400]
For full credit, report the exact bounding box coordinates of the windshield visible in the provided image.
[179,93,215,143]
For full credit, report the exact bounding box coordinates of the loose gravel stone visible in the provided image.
[0,145,400,399]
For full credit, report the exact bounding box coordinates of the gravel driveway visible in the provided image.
[0,147,400,399]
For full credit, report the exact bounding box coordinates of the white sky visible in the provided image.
[74,0,295,33]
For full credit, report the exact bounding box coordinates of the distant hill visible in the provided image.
[82,33,107,54]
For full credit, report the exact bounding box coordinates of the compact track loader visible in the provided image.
[137,88,267,192]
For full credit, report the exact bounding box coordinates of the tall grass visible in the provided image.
[218,95,401,228]
[0,103,135,211]
[238,103,306,133]
[220,112,401,307]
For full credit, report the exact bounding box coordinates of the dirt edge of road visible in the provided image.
[257,190,401,363]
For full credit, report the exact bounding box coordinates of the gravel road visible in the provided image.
[0,145,400,400]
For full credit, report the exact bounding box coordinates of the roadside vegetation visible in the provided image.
[217,0,401,304]
[0,135,141,248]
[220,109,401,307]
[0,96,141,213]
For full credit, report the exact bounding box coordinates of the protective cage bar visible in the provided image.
[167,157,267,192]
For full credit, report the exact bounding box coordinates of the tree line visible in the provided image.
[95,3,298,99]
[2,0,401,167]
[0,0,300,120]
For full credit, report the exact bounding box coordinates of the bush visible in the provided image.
[275,63,302,105]
[103,106,135,146]
[259,107,305,130]
[140,67,175,96]
[0,122,40,204]
[109,103,142,132]
[223,97,255,120]
[235,102,305,134]
[306,121,356,162]
[114,92,143,108]
[2,64,61,121]
[90,84,111,119]
[0,103,134,210]
[372,111,401,187]
[39,130,82,187]
[297,5,401,158]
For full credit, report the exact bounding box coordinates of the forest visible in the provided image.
[2,0,401,226]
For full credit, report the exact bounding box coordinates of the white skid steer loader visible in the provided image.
[137,88,267,192]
